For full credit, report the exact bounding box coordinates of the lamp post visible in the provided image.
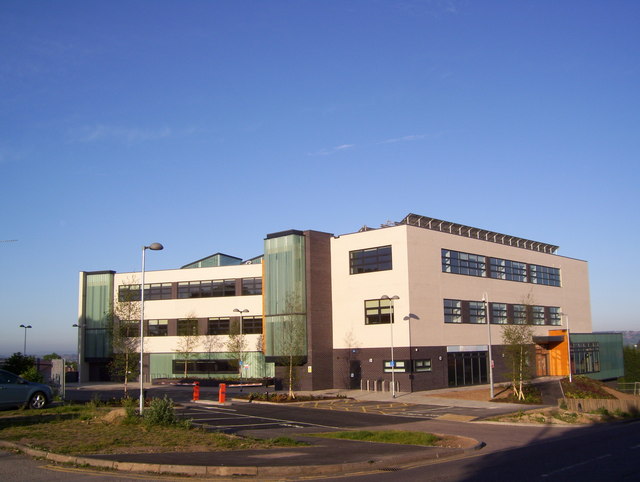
[19,324,32,355]
[482,293,495,399]
[73,323,84,386]
[564,313,572,383]
[381,295,399,398]
[139,242,163,414]
[233,308,249,379]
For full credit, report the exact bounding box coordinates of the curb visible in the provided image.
[0,438,485,478]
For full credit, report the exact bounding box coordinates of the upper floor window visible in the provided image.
[118,283,172,302]
[364,298,394,325]
[242,316,263,334]
[444,299,462,323]
[490,303,508,324]
[447,300,561,325]
[490,258,527,282]
[177,319,199,336]
[530,265,561,287]
[468,302,486,324]
[241,277,262,295]
[208,317,230,335]
[350,246,392,275]
[442,250,486,277]
[148,319,168,336]
[177,279,236,299]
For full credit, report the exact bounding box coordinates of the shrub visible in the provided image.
[143,396,176,427]
[19,366,44,383]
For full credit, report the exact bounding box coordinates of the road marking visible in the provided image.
[631,444,640,449]
[541,454,611,477]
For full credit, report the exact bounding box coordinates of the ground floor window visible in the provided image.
[413,359,432,372]
[572,342,600,374]
[447,351,487,387]
[383,360,408,373]
[172,359,236,375]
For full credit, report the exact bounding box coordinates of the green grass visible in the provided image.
[308,430,440,446]
[0,403,304,455]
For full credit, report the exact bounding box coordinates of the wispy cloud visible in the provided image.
[308,144,355,156]
[379,134,427,144]
[72,125,173,144]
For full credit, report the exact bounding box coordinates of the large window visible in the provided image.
[443,249,561,287]
[442,250,486,277]
[350,246,392,274]
[242,316,263,334]
[530,265,561,287]
[241,277,262,295]
[118,283,172,301]
[446,299,561,326]
[444,299,462,323]
[413,359,432,372]
[364,299,394,325]
[572,342,600,374]
[177,279,236,299]
[490,258,527,282]
[148,320,168,336]
[177,319,199,336]
[208,318,230,335]
[172,359,236,375]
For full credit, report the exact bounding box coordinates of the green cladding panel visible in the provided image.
[572,332,624,380]
[264,233,307,357]
[83,272,114,359]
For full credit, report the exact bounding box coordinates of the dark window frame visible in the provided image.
[350,245,392,275]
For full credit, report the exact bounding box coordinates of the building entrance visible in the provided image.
[447,351,487,387]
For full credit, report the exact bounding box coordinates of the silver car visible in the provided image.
[0,368,52,409]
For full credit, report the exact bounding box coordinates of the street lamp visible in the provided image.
[233,308,249,379]
[19,324,32,355]
[482,293,495,399]
[381,295,399,398]
[73,323,84,386]
[139,242,163,414]
[563,313,572,383]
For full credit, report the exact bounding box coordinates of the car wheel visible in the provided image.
[29,392,47,409]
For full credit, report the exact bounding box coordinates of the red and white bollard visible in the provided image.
[192,381,200,402]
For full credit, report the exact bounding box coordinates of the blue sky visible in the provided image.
[1,1,638,356]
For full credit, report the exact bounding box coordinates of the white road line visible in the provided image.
[631,444,640,450]
[541,454,611,477]
[198,422,299,429]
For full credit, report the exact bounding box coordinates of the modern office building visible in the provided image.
[77,213,622,390]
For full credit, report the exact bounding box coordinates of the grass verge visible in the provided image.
[0,403,304,455]
[307,430,440,446]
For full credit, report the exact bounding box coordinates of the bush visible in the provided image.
[143,396,176,426]
[19,366,44,383]
[562,376,615,399]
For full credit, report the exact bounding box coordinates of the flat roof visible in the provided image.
[399,213,559,255]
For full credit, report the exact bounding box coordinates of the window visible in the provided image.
[242,277,262,295]
[490,303,508,324]
[148,320,168,336]
[364,299,394,325]
[177,279,236,299]
[242,316,263,334]
[350,246,392,274]
[530,265,561,287]
[208,318,230,335]
[118,283,172,301]
[383,360,407,373]
[444,299,462,323]
[442,250,486,277]
[172,359,236,375]
[572,342,600,374]
[120,320,139,337]
[548,307,561,326]
[177,319,199,336]
[532,306,545,325]
[469,302,486,324]
[490,258,527,282]
[413,359,432,372]
[512,304,527,325]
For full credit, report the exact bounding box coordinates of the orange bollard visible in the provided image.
[219,383,226,404]
[192,381,200,401]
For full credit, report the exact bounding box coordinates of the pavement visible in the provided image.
[5,382,548,479]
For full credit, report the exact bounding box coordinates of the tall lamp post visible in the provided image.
[19,324,32,355]
[139,243,164,414]
[482,293,495,399]
[381,295,399,398]
[564,313,572,383]
[72,323,84,386]
[233,308,249,379]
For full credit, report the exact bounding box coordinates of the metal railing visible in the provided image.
[617,382,640,395]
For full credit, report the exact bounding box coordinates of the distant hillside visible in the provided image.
[621,331,640,346]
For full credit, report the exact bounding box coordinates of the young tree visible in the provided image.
[2,352,35,376]
[201,328,223,378]
[278,314,306,399]
[226,318,248,378]
[501,323,534,400]
[174,314,200,378]
[107,279,141,396]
